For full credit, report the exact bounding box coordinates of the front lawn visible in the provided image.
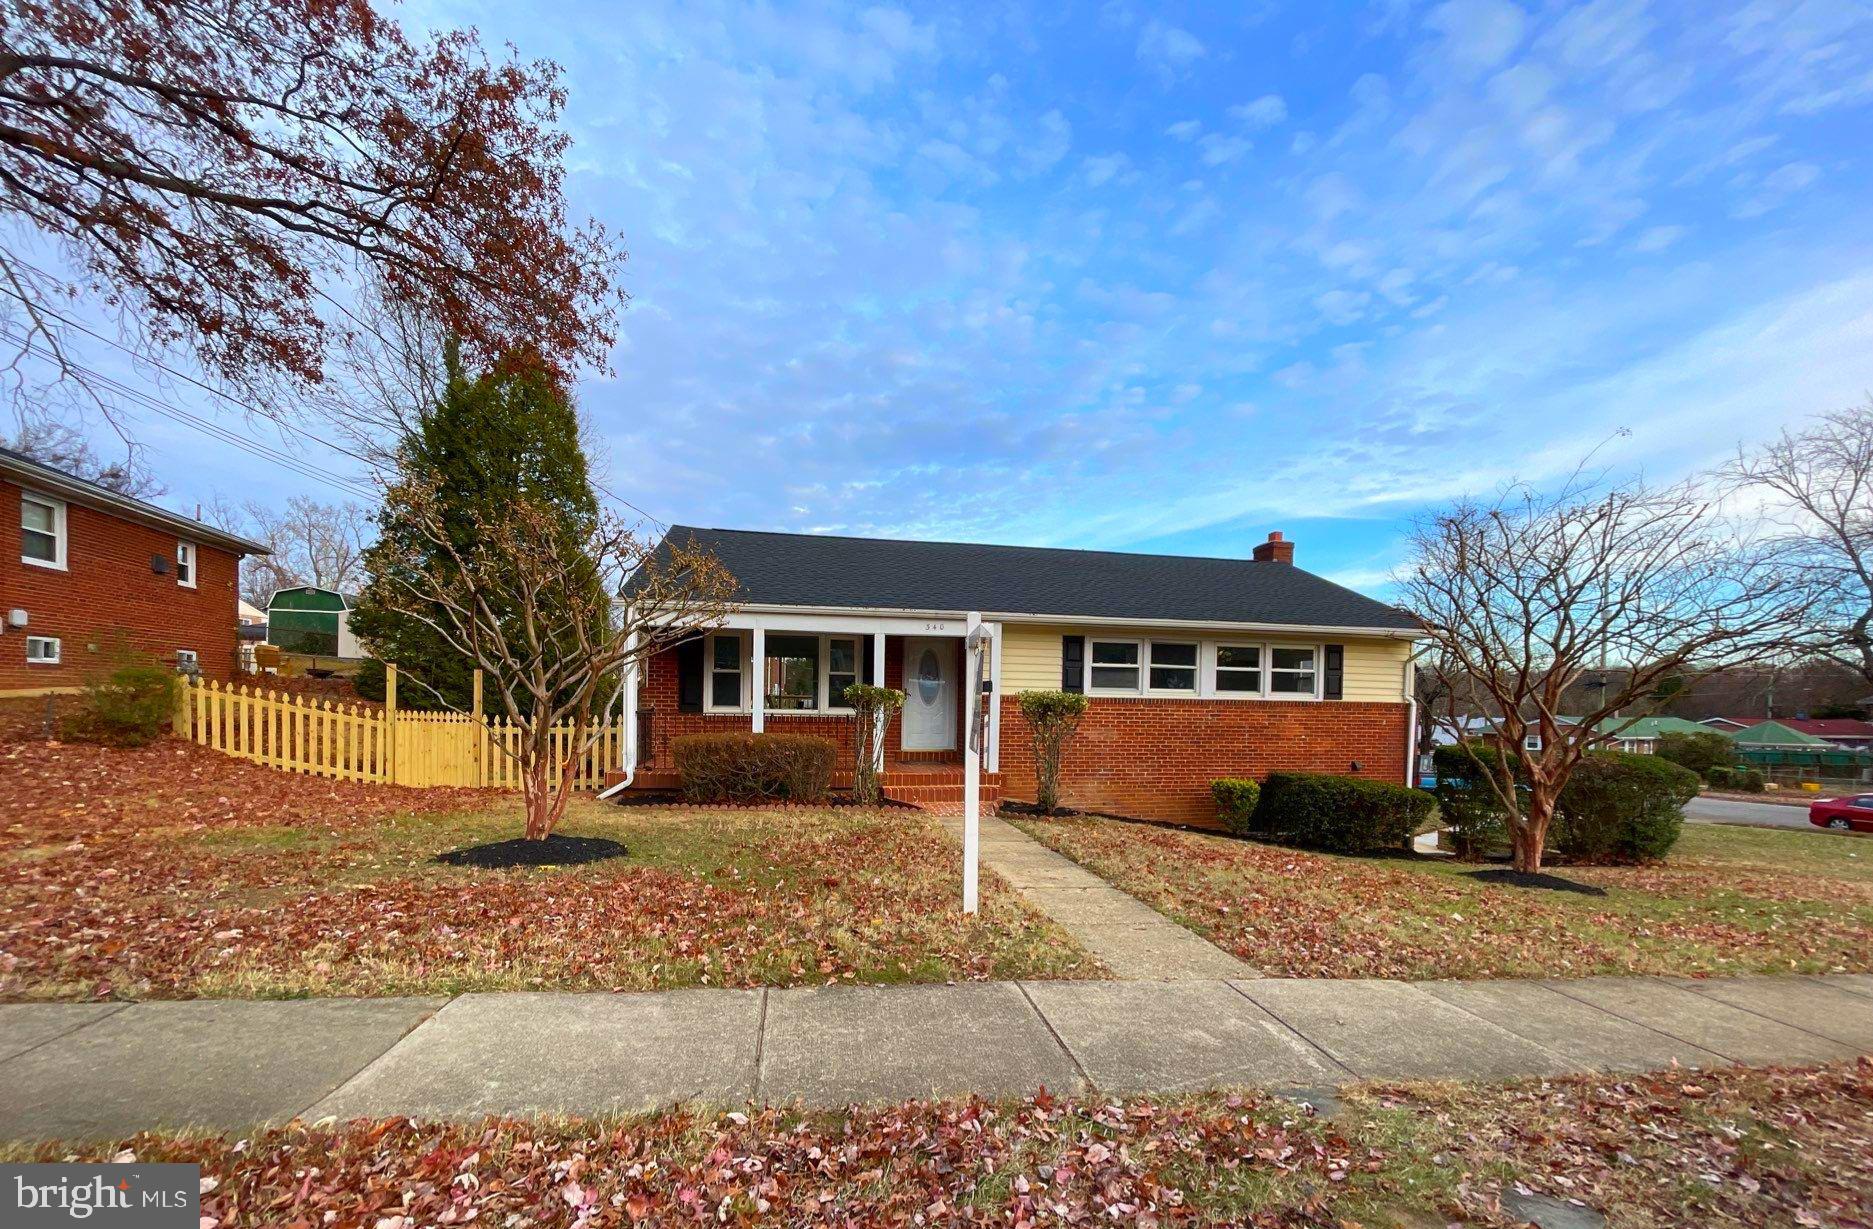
[0,739,1098,1000]
[1010,815,1873,980]
[12,1060,1870,1227]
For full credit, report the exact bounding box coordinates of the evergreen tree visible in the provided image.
[351,344,601,712]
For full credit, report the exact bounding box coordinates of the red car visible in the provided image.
[1809,794,1873,832]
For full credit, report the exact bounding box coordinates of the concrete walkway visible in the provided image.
[4,973,1870,1140]
[948,813,1257,979]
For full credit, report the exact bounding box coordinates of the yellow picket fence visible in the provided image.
[173,671,622,790]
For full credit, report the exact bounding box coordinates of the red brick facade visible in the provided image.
[996,694,1411,828]
[1,476,245,692]
[634,635,1408,828]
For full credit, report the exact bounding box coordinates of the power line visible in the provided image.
[2,273,670,528]
[0,328,378,501]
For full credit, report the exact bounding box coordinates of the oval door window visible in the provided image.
[915,648,942,704]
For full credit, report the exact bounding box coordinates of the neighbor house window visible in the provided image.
[1148,641,1198,692]
[175,649,199,674]
[1214,645,1262,693]
[827,637,858,706]
[763,634,820,710]
[1267,646,1318,696]
[176,540,196,587]
[707,633,744,710]
[1523,732,1543,752]
[25,636,59,664]
[1088,640,1142,692]
[21,491,65,568]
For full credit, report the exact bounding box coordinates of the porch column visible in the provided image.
[871,631,887,772]
[750,626,766,733]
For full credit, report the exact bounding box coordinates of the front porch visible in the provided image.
[611,612,1005,809]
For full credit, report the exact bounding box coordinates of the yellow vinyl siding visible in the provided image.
[998,623,1412,701]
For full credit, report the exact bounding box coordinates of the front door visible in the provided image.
[901,638,957,751]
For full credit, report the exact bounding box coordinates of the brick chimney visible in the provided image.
[1251,531,1294,564]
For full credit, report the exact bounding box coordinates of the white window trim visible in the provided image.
[175,648,199,673]
[1145,639,1200,695]
[1263,644,1323,702]
[1212,642,1265,697]
[1206,640,1324,701]
[1086,637,1145,696]
[705,631,862,715]
[20,489,67,571]
[25,635,60,665]
[703,631,750,713]
[176,540,197,588]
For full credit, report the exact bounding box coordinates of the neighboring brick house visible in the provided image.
[1,447,267,694]
[617,525,1422,826]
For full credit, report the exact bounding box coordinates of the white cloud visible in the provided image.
[1199,134,1252,166]
[1081,153,1131,187]
[1165,118,1203,141]
[1733,160,1821,218]
[1424,0,1530,72]
[1137,21,1207,78]
[1229,94,1288,128]
[1628,224,1688,253]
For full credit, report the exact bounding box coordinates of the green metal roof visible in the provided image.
[1595,715,1718,740]
[1730,719,1831,747]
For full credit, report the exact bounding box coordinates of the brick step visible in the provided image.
[883,784,1004,806]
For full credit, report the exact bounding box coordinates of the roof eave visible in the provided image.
[2,455,270,555]
[673,600,1421,638]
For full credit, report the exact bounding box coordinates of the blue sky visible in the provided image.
[86,0,1873,594]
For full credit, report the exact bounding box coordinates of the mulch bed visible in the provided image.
[434,834,627,868]
[996,801,1087,818]
[1463,868,1608,896]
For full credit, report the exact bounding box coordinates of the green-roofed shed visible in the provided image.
[265,586,364,659]
[1731,720,1830,748]
[1595,714,1724,753]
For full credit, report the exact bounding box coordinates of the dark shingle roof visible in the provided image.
[653,526,1419,631]
[0,445,268,555]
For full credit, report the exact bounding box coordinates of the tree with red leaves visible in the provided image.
[0,0,625,437]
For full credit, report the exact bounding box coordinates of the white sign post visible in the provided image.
[963,612,991,915]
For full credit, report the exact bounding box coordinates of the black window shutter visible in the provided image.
[677,638,704,712]
[1062,636,1085,693]
[859,634,873,688]
[1323,644,1344,700]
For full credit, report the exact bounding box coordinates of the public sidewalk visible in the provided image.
[4,973,1871,1141]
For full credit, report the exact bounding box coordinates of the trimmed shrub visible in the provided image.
[68,661,180,747]
[1551,751,1698,863]
[672,733,836,804]
[1249,771,1438,854]
[1017,690,1091,814]
[1704,765,1733,789]
[1707,764,1766,793]
[1428,742,1520,859]
[1656,730,1734,778]
[1210,778,1261,834]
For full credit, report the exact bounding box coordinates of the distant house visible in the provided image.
[265,586,364,666]
[1700,716,1873,751]
[1596,714,1717,755]
[2,445,266,693]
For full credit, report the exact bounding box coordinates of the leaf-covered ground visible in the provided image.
[0,739,1098,1000]
[13,1060,1871,1227]
[1010,815,1873,980]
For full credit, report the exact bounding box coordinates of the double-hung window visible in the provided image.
[1267,646,1318,697]
[707,634,745,709]
[1148,641,1198,692]
[827,637,859,706]
[763,634,821,710]
[176,541,197,587]
[1213,645,1262,693]
[21,491,65,568]
[1088,639,1142,692]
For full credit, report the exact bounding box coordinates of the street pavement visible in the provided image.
[2,973,1868,1141]
[1685,795,1818,831]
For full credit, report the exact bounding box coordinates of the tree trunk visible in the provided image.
[523,756,553,840]
[1512,793,1554,872]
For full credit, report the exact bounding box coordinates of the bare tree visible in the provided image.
[1399,471,1810,871]
[0,0,626,452]
[372,478,736,840]
[3,419,162,497]
[1728,400,1873,690]
[213,496,374,606]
